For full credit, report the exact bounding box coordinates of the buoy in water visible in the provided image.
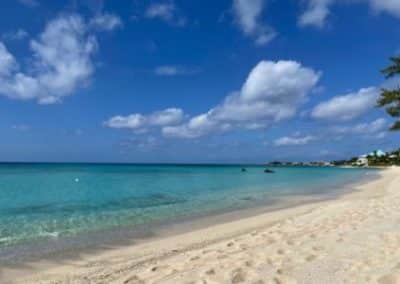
[75,178,80,182]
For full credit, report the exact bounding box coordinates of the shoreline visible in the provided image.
[2,167,399,283]
[0,168,377,265]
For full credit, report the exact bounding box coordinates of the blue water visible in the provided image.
[0,163,376,252]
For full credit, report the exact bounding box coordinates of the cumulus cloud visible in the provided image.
[163,60,320,138]
[233,0,276,45]
[274,135,316,146]
[105,108,185,131]
[0,13,121,104]
[299,0,400,28]
[311,87,379,121]
[145,2,186,26]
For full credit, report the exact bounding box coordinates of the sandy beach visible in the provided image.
[2,167,400,284]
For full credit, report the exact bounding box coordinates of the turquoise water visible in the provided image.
[0,163,375,254]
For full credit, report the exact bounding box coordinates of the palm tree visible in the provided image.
[379,57,400,130]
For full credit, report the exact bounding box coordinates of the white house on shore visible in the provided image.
[355,156,369,167]
[354,150,388,167]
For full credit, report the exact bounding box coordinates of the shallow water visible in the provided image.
[0,163,376,259]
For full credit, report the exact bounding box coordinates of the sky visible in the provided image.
[0,0,399,163]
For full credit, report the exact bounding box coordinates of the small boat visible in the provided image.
[241,168,247,172]
[264,168,275,173]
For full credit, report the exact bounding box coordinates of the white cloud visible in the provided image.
[332,118,388,135]
[274,135,316,146]
[376,131,387,139]
[154,65,199,76]
[311,87,379,121]
[105,108,185,131]
[0,43,17,76]
[2,29,29,41]
[155,66,180,76]
[145,2,186,26]
[298,0,333,28]
[369,0,400,18]
[149,108,185,126]
[299,0,400,28]
[105,114,146,129]
[89,13,123,31]
[352,118,387,134]
[0,13,119,104]
[233,0,276,45]
[163,60,320,138]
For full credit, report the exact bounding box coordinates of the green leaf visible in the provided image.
[382,56,400,78]
[390,121,400,131]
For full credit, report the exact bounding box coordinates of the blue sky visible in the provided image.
[0,0,399,163]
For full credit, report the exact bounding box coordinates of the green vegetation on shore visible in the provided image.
[333,149,400,167]
[379,57,400,131]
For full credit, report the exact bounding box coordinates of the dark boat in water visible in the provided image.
[264,168,275,173]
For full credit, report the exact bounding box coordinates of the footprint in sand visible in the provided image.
[150,265,169,272]
[123,275,145,284]
[239,244,248,250]
[277,249,286,255]
[286,239,296,246]
[305,254,317,262]
[230,268,246,283]
[244,260,253,267]
[205,268,216,275]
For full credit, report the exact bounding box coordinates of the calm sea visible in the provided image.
[0,163,376,262]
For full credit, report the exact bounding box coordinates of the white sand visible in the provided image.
[2,167,400,284]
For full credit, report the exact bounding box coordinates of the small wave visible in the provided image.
[0,237,13,244]
[39,231,60,238]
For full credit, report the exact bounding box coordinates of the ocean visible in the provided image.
[0,163,377,262]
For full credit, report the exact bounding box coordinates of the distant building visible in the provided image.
[355,157,368,167]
